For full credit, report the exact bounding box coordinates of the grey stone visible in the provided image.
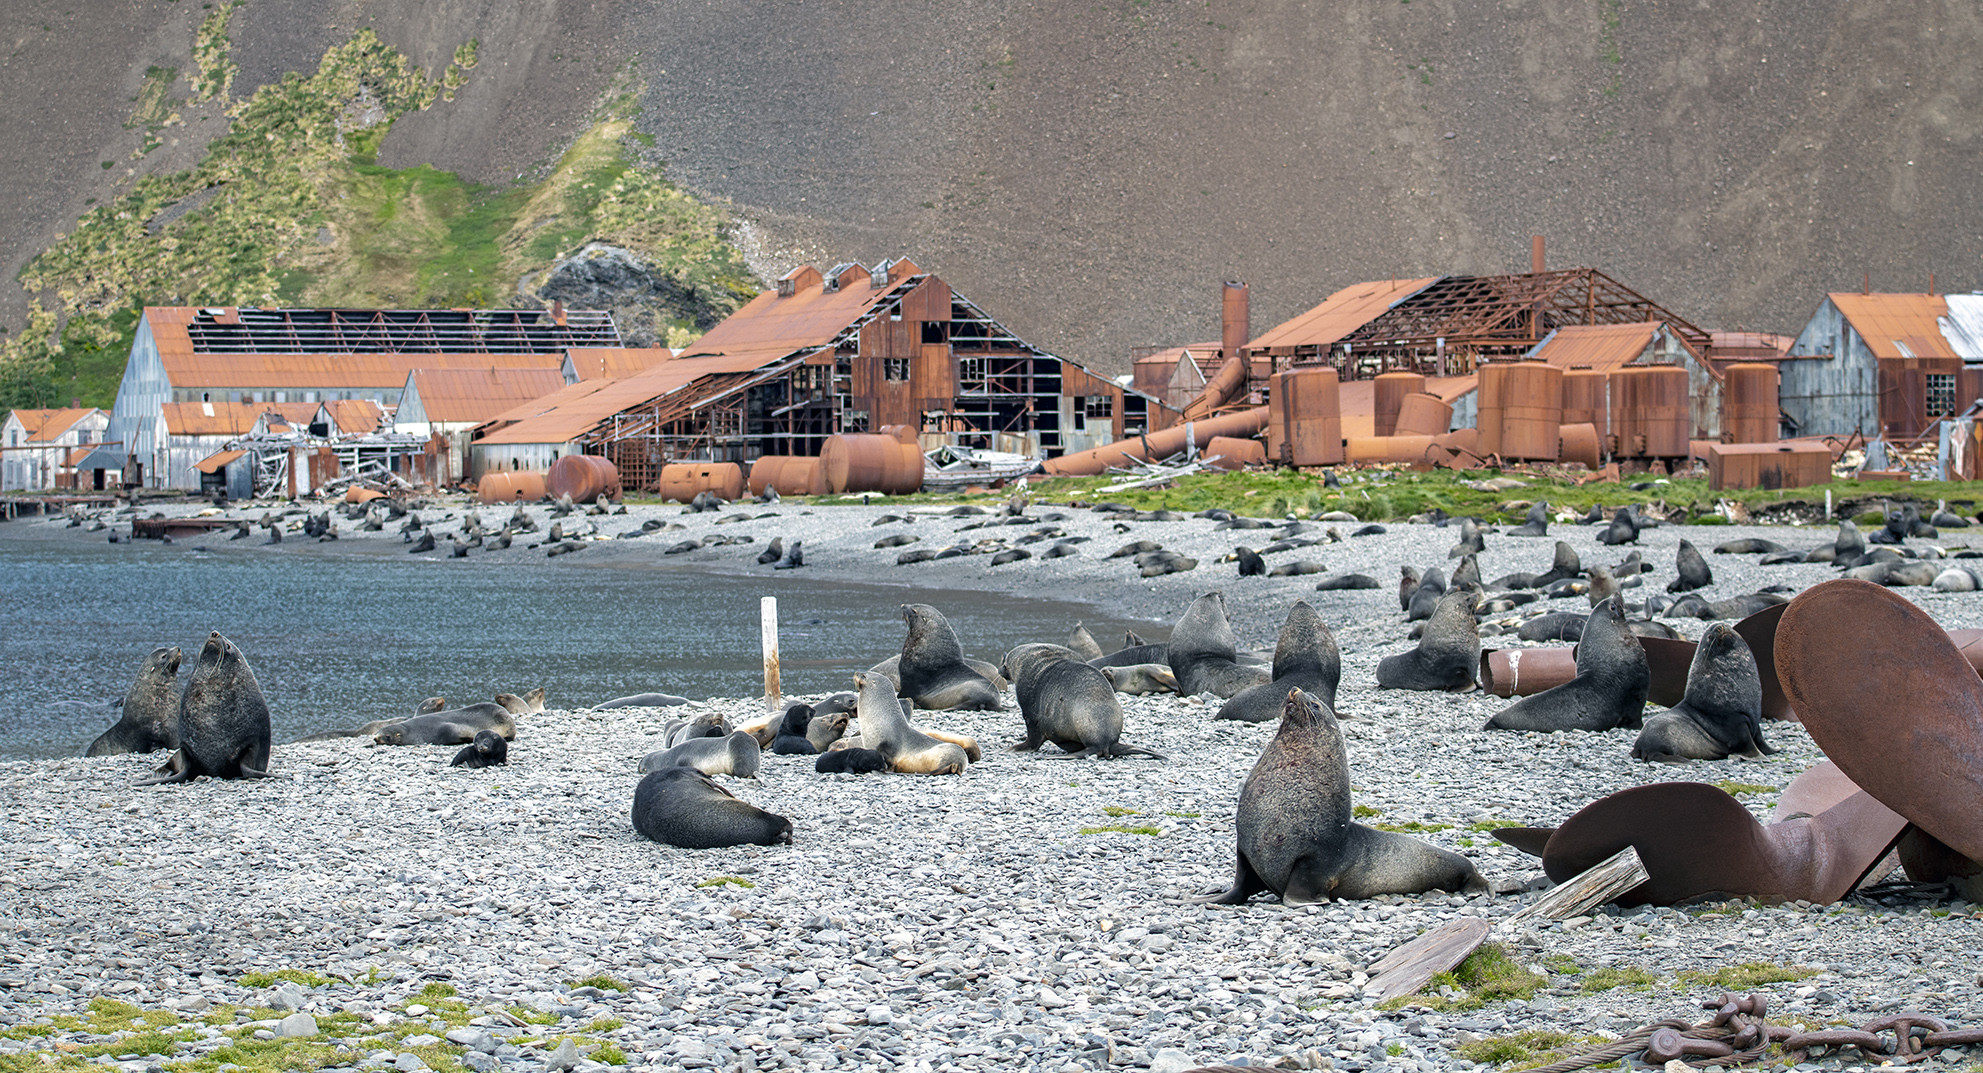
[277,1012,318,1038]
[545,1039,581,1072]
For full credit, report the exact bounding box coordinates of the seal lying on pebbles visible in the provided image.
[1375,590,1479,692]
[139,632,274,785]
[814,748,887,774]
[590,692,689,711]
[1100,663,1177,695]
[1597,506,1640,545]
[632,767,792,848]
[853,671,970,774]
[639,730,762,777]
[495,688,546,715]
[1201,688,1485,904]
[451,729,509,768]
[1632,623,1774,762]
[373,703,516,746]
[1485,596,1648,733]
[1000,644,1166,759]
[1217,601,1342,721]
[1167,592,1273,699]
[86,646,183,756]
[662,712,729,747]
[886,605,1004,711]
[1312,573,1380,591]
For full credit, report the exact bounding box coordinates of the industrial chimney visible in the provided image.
[1531,235,1546,275]
[1221,281,1250,377]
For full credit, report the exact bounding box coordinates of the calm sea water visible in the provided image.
[0,535,1153,760]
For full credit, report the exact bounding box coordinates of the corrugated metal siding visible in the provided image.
[1782,299,1879,436]
[102,313,174,483]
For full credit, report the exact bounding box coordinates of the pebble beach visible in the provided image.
[4,489,1982,1073]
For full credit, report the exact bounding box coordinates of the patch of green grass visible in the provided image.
[1712,781,1776,797]
[1162,810,1200,818]
[567,974,628,993]
[1457,1029,1603,1068]
[416,982,458,1000]
[1677,962,1817,990]
[696,875,755,889]
[1542,954,1581,975]
[1101,805,1142,817]
[169,1035,358,1073]
[1384,943,1546,1012]
[1373,820,1452,834]
[1078,824,1162,836]
[1386,1041,1406,1057]
[584,1017,624,1033]
[85,998,181,1034]
[1580,966,1660,992]
[1468,820,1517,832]
[506,1005,559,1026]
[358,968,390,986]
[1353,804,1380,819]
[239,969,332,989]
[593,1041,627,1065]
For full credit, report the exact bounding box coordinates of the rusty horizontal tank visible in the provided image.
[1479,362,1563,461]
[1373,372,1428,437]
[1393,392,1454,437]
[546,454,621,503]
[821,433,925,494]
[657,462,745,503]
[1345,434,1438,465]
[1266,369,1343,467]
[748,455,828,497]
[1559,423,1603,469]
[345,486,386,505]
[1203,436,1266,470]
[1561,369,1609,441]
[1722,362,1779,444]
[1611,365,1691,458]
[478,471,546,504]
[1044,407,1269,476]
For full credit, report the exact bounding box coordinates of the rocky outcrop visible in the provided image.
[531,243,739,349]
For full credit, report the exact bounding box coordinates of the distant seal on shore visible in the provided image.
[1167,592,1273,699]
[1632,623,1774,762]
[495,688,546,715]
[1485,595,1649,733]
[662,712,730,748]
[639,730,762,777]
[1217,601,1342,722]
[1201,688,1485,904]
[853,671,969,774]
[86,646,183,756]
[1312,573,1380,591]
[451,730,509,768]
[139,632,273,785]
[632,767,791,848]
[1001,644,1166,759]
[591,692,689,711]
[891,604,1004,711]
[1667,539,1714,593]
[1375,590,1479,692]
[373,703,516,746]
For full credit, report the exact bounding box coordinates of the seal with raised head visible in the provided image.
[853,671,970,774]
[1485,595,1649,733]
[639,729,762,777]
[891,604,1004,711]
[373,703,517,746]
[1166,592,1273,699]
[1375,590,1479,692]
[1667,539,1714,593]
[631,767,792,848]
[1508,501,1549,537]
[451,729,509,768]
[770,702,819,755]
[86,646,183,756]
[1067,624,1106,661]
[139,632,273,784]
[1200,688,1485,904]
[496,688,546,715]
[1217,601,1343,722]
[1000,644,1167,759]
[1631,623,1775,762]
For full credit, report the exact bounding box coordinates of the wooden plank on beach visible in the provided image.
[1365,917,1490,1003]
[1503,845,1648,930]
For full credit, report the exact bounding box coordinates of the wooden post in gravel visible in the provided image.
[761,596,781,709]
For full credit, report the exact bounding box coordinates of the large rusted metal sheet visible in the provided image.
[1722,362,1780,444]
[1776,578,1983,862]
[1266,369,1343,466]
[1393,392,1453,436]
[1479,362,1563,460]
[1609,365,1690,458]
[1245,278,1441,354]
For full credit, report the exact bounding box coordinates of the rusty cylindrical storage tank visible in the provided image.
[821,433,925,494]
[1560,369,1609,441]
[1266,369,1343,467]
[1203,436,1267,470]
[1372,372,1428,438]
[1393,392,1454,437]
[748,456,828,497]
[478,471,547,504]
[1481,362,1564,461]
[1611,366,1691,458]
[546,455,621,502]
[1559,423,1603,469]
[1722,362,1780,444]
[657,462,746,503]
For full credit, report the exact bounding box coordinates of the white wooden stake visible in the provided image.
[761,596,781,708]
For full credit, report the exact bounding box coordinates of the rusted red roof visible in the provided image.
[404,368,567,425]
[154,351,568,390]
[1828,293,1957,361]
[319,399,385,435]
[1527,322,1664,372]
[161,401,270,437]
[144,306,618,358]
[565,348,674,381]
[1246,278,1442,352]
[194,449,246,474]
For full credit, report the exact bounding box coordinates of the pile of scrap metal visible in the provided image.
[919,444,1040,493]
[1493,579,1982,905]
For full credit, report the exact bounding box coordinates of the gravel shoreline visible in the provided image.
[5,492,1982,1072]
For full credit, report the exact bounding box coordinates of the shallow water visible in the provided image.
[0,536,1152,759]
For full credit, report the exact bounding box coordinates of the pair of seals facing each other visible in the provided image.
[1167,592,1273,698]
[1484,596,1648,733]
[999,645,1167,758]
[867,604,1004,711]
[86,646,184,756]
[138,632,275,785]
[1202,688,1486,904]
[632,768,792,848]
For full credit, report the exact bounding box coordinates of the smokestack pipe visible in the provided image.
[1531,235,1546,275]
[1221,281,1249,377]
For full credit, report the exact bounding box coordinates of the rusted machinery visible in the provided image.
[1203,436,1266,470]
[546,454,621,502]
[1393,392,1454,437]
[748,455,829,496]
[1043,407,1269,476]
[820,433,925,494]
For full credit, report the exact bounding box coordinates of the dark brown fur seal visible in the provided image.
[1216,601,1342,721]
[451,729,509,768]
[1485,595,1649,733]
[1375,590,1479,692]
[1631,623,1775,762]
[631,767,792,848]
[1166,592,1273,699]
[1000,644,1166,759]
[893,604,1004,711]
[86,646,182,756]
[138,632,273,784]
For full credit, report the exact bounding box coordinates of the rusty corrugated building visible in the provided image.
[1782,292,1983,439]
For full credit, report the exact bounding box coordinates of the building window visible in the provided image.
[920,321,947,344]
[1084,395,1114,420]
[884,358,910,382]
[958,356,986,388]
[1927,373,1957,417]
[201,392,211,402]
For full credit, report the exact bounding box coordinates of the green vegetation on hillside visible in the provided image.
[0,22,756,410]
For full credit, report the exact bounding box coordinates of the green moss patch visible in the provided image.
[239,969,332,989]
[695,876,755,889]
[1677,961,1818,990]
[1712,781,1777,797]
[1456,1029,1604,1068]
[1078,824,1162,836]
[566,974,628,993]
[1384,943,1546,1011]
[1579,965,1659,992]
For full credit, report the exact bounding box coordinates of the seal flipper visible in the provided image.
[1104,744,1170,760]
[1197,851,1270,904]
[1280,860,1335,906]
[136,751,193,786]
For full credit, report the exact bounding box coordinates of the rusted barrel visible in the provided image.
[821,433,925,494]
[1498,363,1565,461]
[1345,434,1437,464]
[1611,366,1691,457]
[1044,407,1271,476]
[1267,369,1343,467]
[1480,647,1579,699]
[1393,392,1454,437]
[478,471,547,504]
[1559,422,1603,469]
[1561,369,1609,440]
[878,424,920,445]
[748,455,828,497]
[1203,436,1266,470]
[657,462,745,503]
[1722,362,1780,444]
[546,455,621,502]
[1437,427,1481,456]
[1373,372,1428,437]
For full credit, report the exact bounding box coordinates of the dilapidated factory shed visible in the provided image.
[1782,292,1983,439]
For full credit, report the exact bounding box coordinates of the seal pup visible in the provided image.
[852,671,969,774]
[1235,546,1266,576]
[631,767,792,848]
[1217,601,1342,721]
[1667,540,1713,593]
[1447,517,1485,558]
[451,730,509,768]
[590,692,689,710]
[770,703,818,755]
[1166,592,1272,699]
[86,646,183,756]
[1485,596,1649,733]
[1631,623,1775,762]
[814,748,887,774]
[1200,688,1485,904]
[1100,663,1177,695]
[892,604,1004,711]
[138,632,273,784]
[1375,590,1480,692]
[661,712,730,747]
[1000,644,1166,759]
[639,730,762,777]
[774,541,804,569]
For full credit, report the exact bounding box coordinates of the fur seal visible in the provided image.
[1067,624,1106,661]
[1449,554,1482,592]
[1201,688,1485,904]
[1375,590,1480,692]
[853,671,969,773]
[1398,565,1422,612]
[774,540,804,568]
[1631,623,1775,762]
[1586,565,1620,607]
[1313,573,1380,591]
[1166,592,1273,699]
[639,730,762,777]
[1516,612,1586,642]
[662,712,730,747]
[814,748,887,774]
[1667,539,1713,593]
[1216,601,1343,721]
[1406,567,1448,622]
[451,729,509,768]
[374,703,517,746]
[631,767,791,848]
[86,646,183,756]
[1235,546,1266,576]
[589,692,689,711]
[1484,596,1649,733]
[495,689,546,715]
[1089,643,1171,669]
[771,703,819,755]
[138,632,273,784]
[1597,506,1639,545]
[1001,645,1166,759]
[756,538,784,564]
[1508,501,1549,537]
[891,605,1004,711]
[1714,538,1788,555]
[804,707,851,751]
[1447,518,1485,558]
[1100,663,1178,695]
